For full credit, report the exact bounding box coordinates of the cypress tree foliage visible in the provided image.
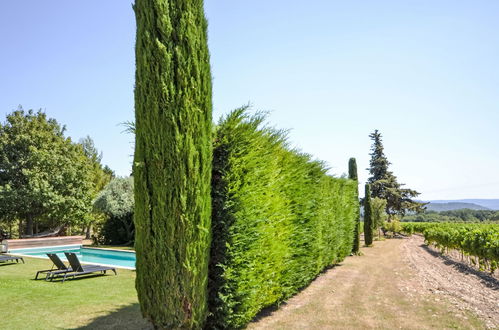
[348,157,358,181]
[133,0,212,328]
[364,184,373,246]
[349,158,361,254]
[367,130,426,217]
[208,108,357,328]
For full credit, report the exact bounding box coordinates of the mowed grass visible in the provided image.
[0,257,151,329]
[1,240,488,329]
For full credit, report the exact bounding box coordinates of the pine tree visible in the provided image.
[349,158,360,254]
[367,130,425,217]
[133,0,212,328]
[364,184,373,246]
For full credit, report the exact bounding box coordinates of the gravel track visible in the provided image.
[249,237,489,329]
[403,235,499,329]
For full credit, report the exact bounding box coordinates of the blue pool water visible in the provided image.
[10,245,136,269]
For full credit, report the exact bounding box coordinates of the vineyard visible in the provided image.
[401,222,499,274]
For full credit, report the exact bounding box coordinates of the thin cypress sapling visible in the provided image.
[364,183,373,246]
[349,157,360,254]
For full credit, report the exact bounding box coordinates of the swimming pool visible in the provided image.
[9,245,136,269]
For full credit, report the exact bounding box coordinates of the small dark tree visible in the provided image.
[367,130,425,217]
[349,158,360,254]
[364,184,373,246]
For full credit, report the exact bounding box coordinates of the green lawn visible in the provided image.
[0,257,151,329]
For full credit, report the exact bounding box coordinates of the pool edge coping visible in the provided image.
[8,244,82,252]
[83,246,136,254]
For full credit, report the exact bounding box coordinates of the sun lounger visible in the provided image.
[35,253,72,280]
[58,252,117,283]
[0,254,24,264]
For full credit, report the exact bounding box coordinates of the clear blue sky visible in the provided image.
[1,1,498,200]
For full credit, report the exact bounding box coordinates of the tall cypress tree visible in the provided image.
[367,130,425,217]
[363,184,373,246]
[348,158,360,254]
[133,0,212,328]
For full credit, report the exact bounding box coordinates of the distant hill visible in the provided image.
[425,202,489,212]
[428,199,499,211]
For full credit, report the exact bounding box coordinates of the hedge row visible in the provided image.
[208,108,358,329]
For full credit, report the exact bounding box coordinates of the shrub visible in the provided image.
[383,216,402,237]
[208,108,358,329]
[93,177,134,245]
[371,197,388,238]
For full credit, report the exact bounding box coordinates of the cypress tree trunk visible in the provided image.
[364,184,373,246]
[348,158,360,254]
[133,0,212,328]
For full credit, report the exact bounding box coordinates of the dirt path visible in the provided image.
[248,237,493,330]
[403,235,499,329]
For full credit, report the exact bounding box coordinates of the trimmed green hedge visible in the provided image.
[208,108,358,329]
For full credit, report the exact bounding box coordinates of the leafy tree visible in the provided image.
[93,177,134,245]
[133,0,213,328]
[0,109,93,236]
[80,136,114,192]
[371,197,388,238]
[364,184,373,246]
[79,136,114,238]
[349,157,360,254]
[367,130,425,217]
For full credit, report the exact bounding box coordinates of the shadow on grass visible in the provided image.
[75,303,153,330]
[421,244,499,290]
[0,262,22,267]
[250,262,344,323]
[32,273,117,283]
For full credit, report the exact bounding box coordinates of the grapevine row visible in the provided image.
[401,222,499,273]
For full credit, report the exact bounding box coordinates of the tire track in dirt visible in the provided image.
[403,235,499,329]
[248,238,485,329]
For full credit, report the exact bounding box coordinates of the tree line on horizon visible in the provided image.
[403,208,499,223]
